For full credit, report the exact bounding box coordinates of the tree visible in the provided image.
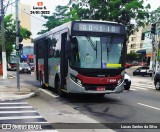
[38,5,80,34]
[149,6,160,23]
[38,0,151,38]
[0,14,31,62]
[126,52,141,62]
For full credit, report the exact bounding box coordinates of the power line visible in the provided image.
[10,4,48,23]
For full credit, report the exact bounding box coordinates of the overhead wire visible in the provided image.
[9,3,48,23]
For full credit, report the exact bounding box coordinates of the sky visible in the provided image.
[20,0,69,39]
[4,0,160,39]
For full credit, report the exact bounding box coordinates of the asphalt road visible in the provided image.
[8,68,160,131]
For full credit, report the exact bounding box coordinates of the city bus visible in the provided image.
[34,20,127,96]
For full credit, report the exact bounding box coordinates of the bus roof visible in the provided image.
[34,21,72,42]
[34,20,124,42]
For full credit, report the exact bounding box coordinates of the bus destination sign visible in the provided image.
[73,23,121,33]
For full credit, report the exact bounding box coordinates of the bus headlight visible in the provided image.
[19,67,22,70]
[8,64,11,68]
[70,74,82,86]
[70,74,76,82]
[77,79,82,86]
[117,79,122,85]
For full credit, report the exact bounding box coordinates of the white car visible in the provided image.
[19,63,31,74]
[124,74,131,90]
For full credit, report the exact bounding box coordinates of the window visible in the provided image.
[38,40,44,58]
[140,43,143,48]
[48,32,61,58]
[131,37,135,41]
[131,44,136,49]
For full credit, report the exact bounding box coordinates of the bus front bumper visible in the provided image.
[67,78,124,94]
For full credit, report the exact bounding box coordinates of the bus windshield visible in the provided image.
[70,36,125,68]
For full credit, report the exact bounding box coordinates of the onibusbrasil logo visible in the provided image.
[30,1,50,15]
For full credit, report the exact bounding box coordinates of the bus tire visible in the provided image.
[56,78,65,97]
[40,74,45,88]
[155,81,160,90]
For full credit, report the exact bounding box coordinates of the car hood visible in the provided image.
[124,74,131,81]
[21,66,30,69]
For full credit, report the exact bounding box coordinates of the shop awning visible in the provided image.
[136,49,146,54]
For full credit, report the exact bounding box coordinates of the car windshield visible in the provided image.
[70,36,125,69]
[29,63,34,66]
[20,63,29,67]
[141,67,149,69]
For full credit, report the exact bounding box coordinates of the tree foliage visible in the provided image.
[38,5,79,34]
[149,6,160,23]
[38,0,151,38]
[126,52,141,62]
[0,14,31,61]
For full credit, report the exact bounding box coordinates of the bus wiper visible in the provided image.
[107,36,114,60]
[95,41,97,59]
[85,35,97,51]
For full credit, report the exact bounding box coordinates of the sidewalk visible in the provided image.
[0,75,36,101]
[0,75,115,132]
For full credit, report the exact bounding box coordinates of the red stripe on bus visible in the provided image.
[77,74,122,84]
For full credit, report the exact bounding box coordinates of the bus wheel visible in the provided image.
[155,82,160,90]
[57,79,65,97]
[40,75,45,88]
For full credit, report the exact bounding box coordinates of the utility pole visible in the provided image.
[151,32,156,79]
[1,0,7,79]
[151,12,159,79]
[15,0,20,90]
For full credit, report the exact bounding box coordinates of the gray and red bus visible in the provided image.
[34,20,127,96]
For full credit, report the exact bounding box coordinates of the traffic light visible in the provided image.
[19,44,23,50]
[151,23,156,34]
[141,33,145,40]
[19,35,23,42]
[15,44,23,51]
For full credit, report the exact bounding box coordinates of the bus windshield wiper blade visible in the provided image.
[86,35,97,51]
[107,36,114,60]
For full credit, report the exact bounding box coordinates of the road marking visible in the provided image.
[0,116,43,120]
[0,106,32,109]
[31,130,58,132]
[27,122,49,123]
[138,103,160,111]
[0,111,37,114]
[130,88,137,91]
[131,84,154,89]
[39,88,59,98]
[130,86,148,90]
[0,102,28,105]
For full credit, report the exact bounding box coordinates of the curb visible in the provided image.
[0,92,36,101]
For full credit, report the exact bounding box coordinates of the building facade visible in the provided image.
[127,27,143,53]
[142,24,160,70]
[19,3,32,46]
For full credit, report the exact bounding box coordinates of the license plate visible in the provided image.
[24,69,27,71]
[96,87,105,91]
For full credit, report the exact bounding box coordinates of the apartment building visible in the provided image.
[127,27,143,53]
[6,2,32,46]
[19,3,32,46]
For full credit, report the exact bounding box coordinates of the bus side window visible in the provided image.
[54,50,60,58]
[54,33,61,58]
